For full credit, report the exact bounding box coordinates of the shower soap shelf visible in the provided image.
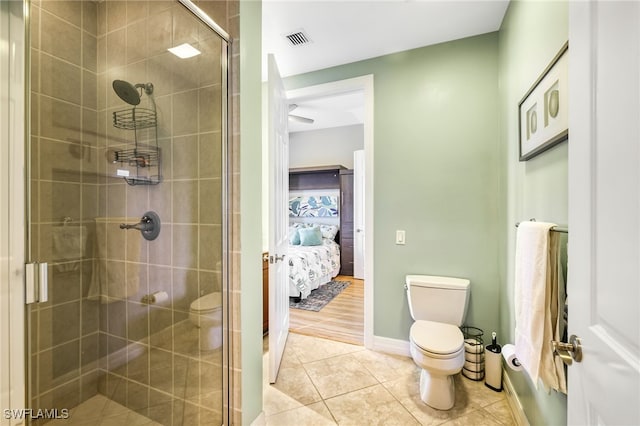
[110,80,161,186]
[113,107,157,130]
[112,144,161,186]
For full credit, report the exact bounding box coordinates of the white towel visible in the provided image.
[514,221,554,389]
[52,225,87,260]
[88,217,141,304]
[53,225,88,272]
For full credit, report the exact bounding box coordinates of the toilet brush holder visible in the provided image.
[484,331,503,392]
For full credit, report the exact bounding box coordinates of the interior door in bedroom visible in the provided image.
[353,150,365,279]
[268,54,290,384]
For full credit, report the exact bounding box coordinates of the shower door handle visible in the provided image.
[25,262,48,304]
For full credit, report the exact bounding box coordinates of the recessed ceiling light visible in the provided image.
[168,43,201,59]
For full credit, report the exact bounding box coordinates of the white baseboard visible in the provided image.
[503,369,530,426]
[372,335,411,357]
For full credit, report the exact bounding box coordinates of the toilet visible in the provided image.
[189,292,223,351]
[405,275,470,410]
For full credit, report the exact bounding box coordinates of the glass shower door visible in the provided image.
[27,1,228,424]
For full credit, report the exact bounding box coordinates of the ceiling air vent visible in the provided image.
[285,30,311,47]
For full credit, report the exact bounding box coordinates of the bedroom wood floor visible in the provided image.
[289,275,364,346]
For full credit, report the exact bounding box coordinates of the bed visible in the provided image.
[289,237,341,300]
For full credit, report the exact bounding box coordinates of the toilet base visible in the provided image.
[419,369,455,410]
[198,325,222,351]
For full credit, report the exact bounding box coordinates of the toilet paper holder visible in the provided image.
[552,334,582,365]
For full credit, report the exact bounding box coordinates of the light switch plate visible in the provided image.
[396,230,406,245]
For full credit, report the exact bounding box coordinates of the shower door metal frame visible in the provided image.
[177,2,233,424]
[0,0,27,424]
[13,0,233,423]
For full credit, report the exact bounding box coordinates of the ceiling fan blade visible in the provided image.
[289,114,314,124]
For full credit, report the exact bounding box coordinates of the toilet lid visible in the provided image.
[190,292,222,312]
[410,321,463,355]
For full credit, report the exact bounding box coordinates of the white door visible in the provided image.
[268,54,290,384]
[353,150,365,279]
[568,1,640,424]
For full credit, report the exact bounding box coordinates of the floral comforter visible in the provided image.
[289,239,340,299]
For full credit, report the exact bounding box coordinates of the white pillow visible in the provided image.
[319,224,339,241]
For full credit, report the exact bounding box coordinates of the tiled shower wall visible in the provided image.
[29,0,103,412]
[29,0,240,424]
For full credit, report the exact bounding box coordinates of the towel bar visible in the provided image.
[515,219,568,233]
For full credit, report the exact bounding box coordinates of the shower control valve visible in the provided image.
[120,211,161,241]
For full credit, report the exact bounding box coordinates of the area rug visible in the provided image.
[289,280,351,312]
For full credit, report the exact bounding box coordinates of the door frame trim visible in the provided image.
[287,74,374,348]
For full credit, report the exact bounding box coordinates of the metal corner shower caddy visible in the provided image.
[110,80,161,185]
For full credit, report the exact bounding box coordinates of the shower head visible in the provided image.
[112,80,154,106]
[113,80,141,106]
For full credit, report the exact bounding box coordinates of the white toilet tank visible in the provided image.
[406,275,470,325]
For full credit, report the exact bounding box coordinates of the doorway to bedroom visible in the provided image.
[285,85,368,346]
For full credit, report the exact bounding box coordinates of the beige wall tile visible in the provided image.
[198,84,222,133]
[172,180,199,224]
[30,5,40,50]
[83,1,98,37]
[198,131,222,179]
[83,32,98,72]
[147,9,172,57]
[173,89,198,136]
[199,224,221,270]
[172,135,198,179]
[126,1,148,24]
[39,97,82,145]
[41,10,81,66]
[126,20,148,65]
[106,27,127,70]
[106,1,127,33]
[40,54,82,105]
[41,0,81,28]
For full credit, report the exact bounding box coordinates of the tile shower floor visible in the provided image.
[264,333,517,426]
[51,394,161,425]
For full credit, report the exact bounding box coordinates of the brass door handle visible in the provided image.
[552,334,582,365]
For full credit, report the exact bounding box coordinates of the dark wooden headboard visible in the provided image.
[289,165,346,191]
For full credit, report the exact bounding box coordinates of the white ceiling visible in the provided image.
[288,90,365,133]
[265,0,510,132]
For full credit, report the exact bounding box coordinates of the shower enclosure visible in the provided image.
[25,0,230,424]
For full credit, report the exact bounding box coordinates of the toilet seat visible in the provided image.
[190,292,222,314]
[410,320,464,358]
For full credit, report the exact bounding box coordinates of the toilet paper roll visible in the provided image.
[464,338,484,353]
[502,344,523,371]
[462,368,484,381]
[464,360,483,373]
[149,291,169,305]
[465,351,484,363]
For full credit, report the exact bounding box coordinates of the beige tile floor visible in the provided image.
[264,333,517,426]
[45,394,161,426]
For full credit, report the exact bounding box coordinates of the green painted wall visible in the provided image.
[285,33,502,341]
[239,0,263,423]
[498,1,568,424]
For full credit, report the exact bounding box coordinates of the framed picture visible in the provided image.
[519,42,569,161]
